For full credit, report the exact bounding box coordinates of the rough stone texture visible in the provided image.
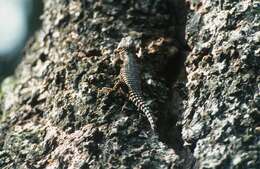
[0,0,259,169]
[183,0,260,168]
[0,0,184,168]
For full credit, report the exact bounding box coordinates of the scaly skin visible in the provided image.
[116,37,157,133]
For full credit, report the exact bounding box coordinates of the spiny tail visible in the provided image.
[129,91,157,132]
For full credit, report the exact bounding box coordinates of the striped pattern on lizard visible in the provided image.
[115,36,157,133]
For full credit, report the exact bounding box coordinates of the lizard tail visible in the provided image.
[129,91,157,132]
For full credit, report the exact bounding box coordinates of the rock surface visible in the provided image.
[0,0,259,169]
[0,0,183,168]
[183,0,260,168]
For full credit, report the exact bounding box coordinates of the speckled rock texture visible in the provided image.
[183,0,260,168]
[0,0,259,169]
[0,0,184,168]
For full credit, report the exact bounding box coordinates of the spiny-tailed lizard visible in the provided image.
[112,36,157,133]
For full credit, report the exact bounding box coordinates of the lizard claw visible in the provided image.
[98,87,114,95]
[98,80,125,95]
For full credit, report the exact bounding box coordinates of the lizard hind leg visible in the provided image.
[98,80,125,95]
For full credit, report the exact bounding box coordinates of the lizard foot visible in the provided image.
[98,80,125,95]
[98,87,114,95]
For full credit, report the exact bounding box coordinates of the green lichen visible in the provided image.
[0,83,4,121]
[0,76,16,121]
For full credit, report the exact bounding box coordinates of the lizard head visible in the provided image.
[117,36,136,49]
[115,36,142,60]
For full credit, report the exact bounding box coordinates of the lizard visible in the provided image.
[112,36,157,133]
